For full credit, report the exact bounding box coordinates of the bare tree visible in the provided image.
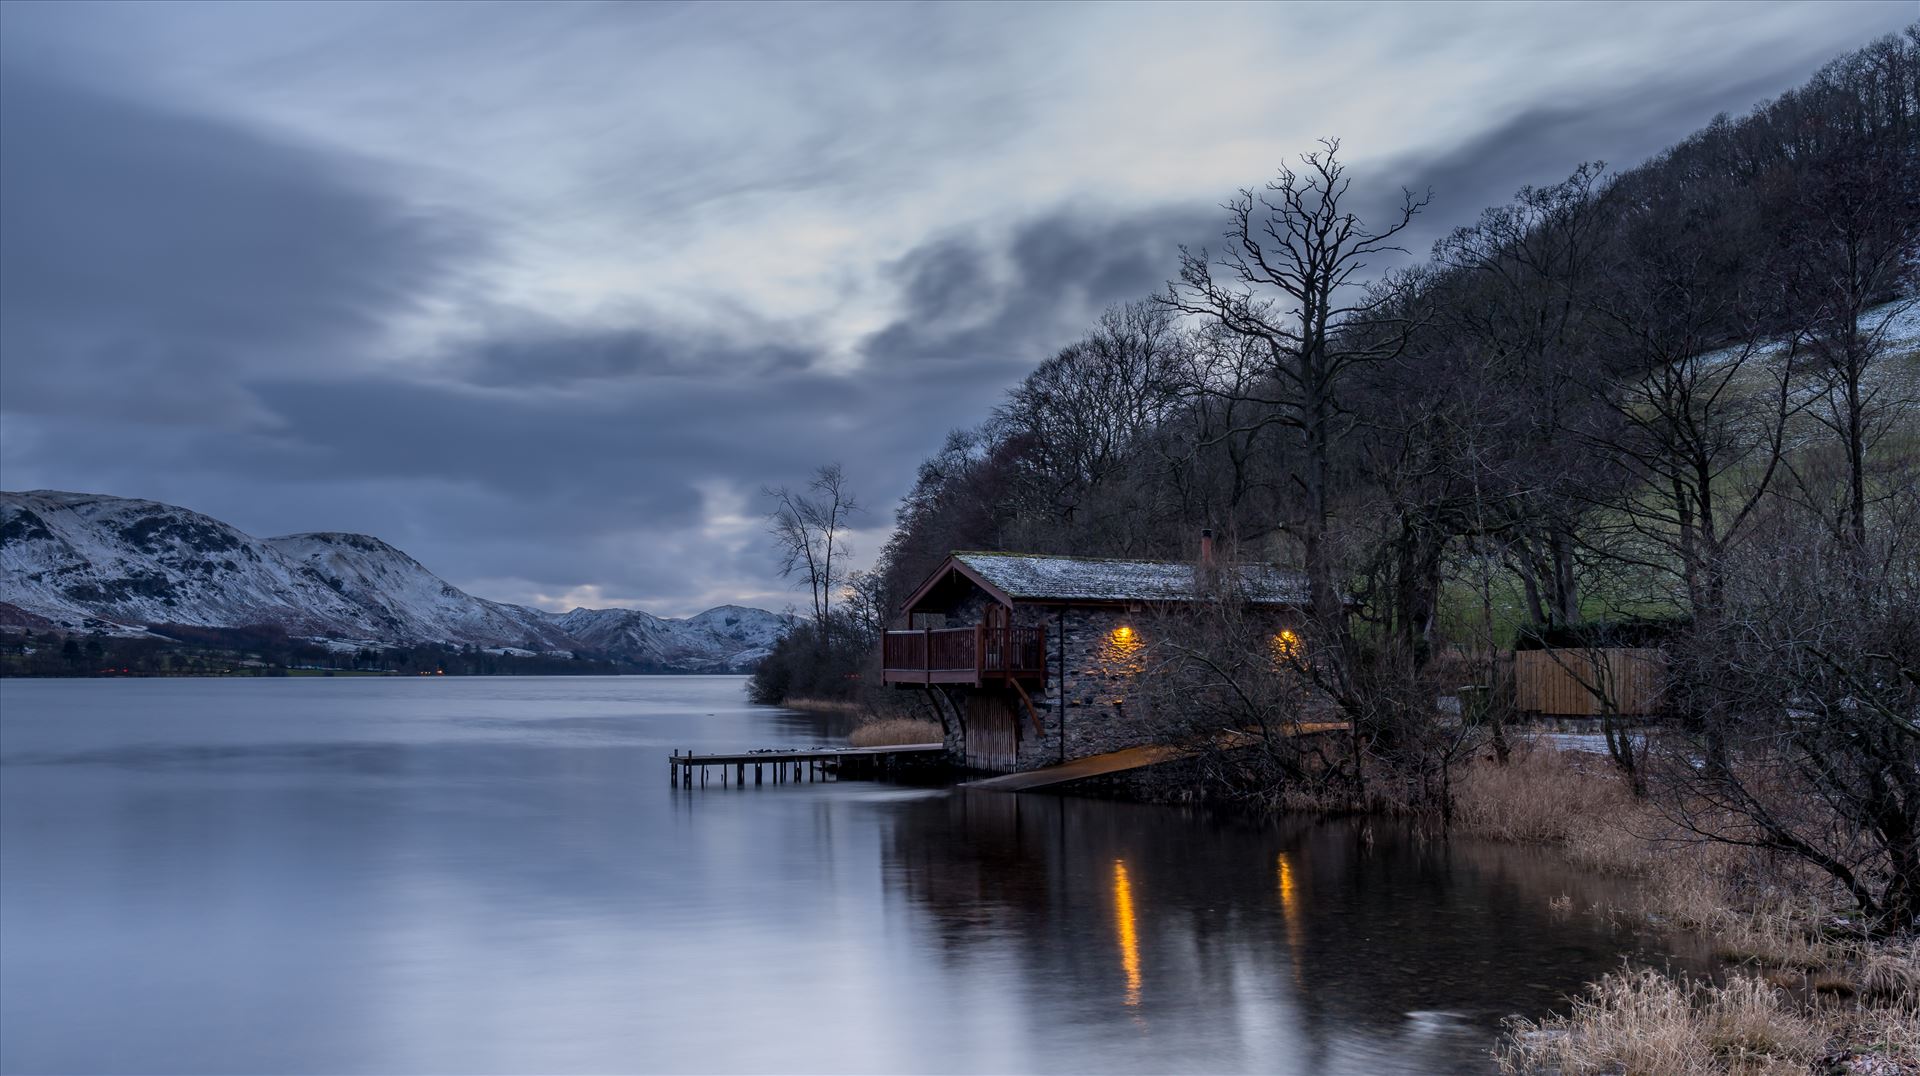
[1135,572,1346,810]
[1767,33,1920,551]
[991,300,1191,550]
[1654,493,1920,931]
[1433,163,1614,629]
[1163,139,1429,632]
[764,463,861,645]
[1581,309,1796,630]
[1775,176,1919,551]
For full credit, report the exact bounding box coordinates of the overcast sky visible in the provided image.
[1,1,1911,616]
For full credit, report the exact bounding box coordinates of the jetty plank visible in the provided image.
[671,743,943,767]
[669,743,946,787]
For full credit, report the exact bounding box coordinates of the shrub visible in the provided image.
[746,619,868,704]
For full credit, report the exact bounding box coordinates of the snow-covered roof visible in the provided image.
[949,551,1310,606]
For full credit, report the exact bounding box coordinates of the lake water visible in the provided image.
[1,676,1691,1074]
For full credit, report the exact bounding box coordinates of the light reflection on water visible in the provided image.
[1277,851,1305,985]
[1,677,1699,1075]
[1112,860,1142,1008]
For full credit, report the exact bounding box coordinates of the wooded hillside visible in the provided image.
[812,27,1920,929]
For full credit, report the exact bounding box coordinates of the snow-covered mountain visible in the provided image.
[266,532,579,653]
[552,603,790,673]
[0,491,374,638]
[0,491,791,670]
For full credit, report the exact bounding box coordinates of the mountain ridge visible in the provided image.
[0,490,790,671]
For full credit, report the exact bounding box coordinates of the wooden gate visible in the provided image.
[963,692,1020,773]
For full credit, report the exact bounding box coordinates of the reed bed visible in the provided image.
[778,696,868,716]
[1458,741,1919,1075]
[847,717,943,748]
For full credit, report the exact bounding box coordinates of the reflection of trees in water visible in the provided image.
[880,791,1705,1061]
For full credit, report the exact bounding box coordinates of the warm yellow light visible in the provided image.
[1099,624,1145,677]
[1112,859,1142,1007]
[1271,629,1302,660]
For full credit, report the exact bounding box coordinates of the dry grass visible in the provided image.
[774,695,943,747]
[1498,969,1824,1076]
[1454,741,1657,874]
[1835,1003,1920,1072]
[1707,902,1848,971]
[847,717,943,748]
[779,696,868,716]
[1464,742,1920,1075]
[1858,937,1920,1006]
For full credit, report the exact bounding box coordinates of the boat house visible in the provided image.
[881,535,1311,773]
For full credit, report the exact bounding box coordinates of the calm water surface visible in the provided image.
[2,676,1691,1074]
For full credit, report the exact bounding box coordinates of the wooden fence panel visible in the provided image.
[1512,647,1666,716]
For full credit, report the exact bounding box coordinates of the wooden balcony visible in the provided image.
[881,624,1047,686]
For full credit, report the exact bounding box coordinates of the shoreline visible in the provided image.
[953,728,1918,1073]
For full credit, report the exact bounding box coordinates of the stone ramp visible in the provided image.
[960,743,1184,792]
[959,722,1349,793]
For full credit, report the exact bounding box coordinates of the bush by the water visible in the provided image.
[746,620,868,704]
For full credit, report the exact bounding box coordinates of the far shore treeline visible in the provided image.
[0,623,636,678]
[755,30,1920,931]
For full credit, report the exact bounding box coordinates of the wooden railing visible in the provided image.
[882,624,1047,685]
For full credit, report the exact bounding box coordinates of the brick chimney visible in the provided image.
[1199,528,1215,569]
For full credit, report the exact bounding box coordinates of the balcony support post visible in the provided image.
[1010,676,1044,735]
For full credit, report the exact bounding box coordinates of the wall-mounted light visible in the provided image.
[1100,623,1145,674]
[1271,629,1302,659]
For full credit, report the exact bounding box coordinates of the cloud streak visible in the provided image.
[2,1,1912,614]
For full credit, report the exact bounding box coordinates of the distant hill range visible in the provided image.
[0,491,790,672]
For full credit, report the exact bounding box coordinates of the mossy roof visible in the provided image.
[950,551,1310,605]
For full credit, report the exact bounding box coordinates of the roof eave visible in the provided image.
[898,554,1017,615]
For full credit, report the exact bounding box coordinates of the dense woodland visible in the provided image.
[757,29,1920,929]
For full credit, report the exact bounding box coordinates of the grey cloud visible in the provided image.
[463,325,818,388]
[0,65,477,426]
[862,205,1217,370]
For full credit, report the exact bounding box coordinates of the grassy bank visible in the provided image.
[1454,744,1918,1075]
[779,696,944,748]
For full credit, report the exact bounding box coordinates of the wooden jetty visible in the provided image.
[668,743,945,788]
[670,721,1346,791]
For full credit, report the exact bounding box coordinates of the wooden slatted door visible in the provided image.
[982,604,1010,673]
[963,693,1020,773]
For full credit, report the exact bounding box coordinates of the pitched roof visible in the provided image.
[947,551,1310,606]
